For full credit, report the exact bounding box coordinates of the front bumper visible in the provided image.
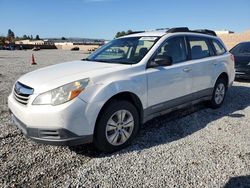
[10,110,93,146]
[8,93,95,146]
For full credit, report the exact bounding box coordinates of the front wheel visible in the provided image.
[209,78,227,109]
[94,100,140,152]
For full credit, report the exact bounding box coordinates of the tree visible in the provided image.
[61,37,67,40]
[115,30,133,38]
[127,30,133,34]
[35,35,40,40]
[7,29,15,42]
[115,32,121,38]
[0,36,6,45]
[7,29,15,38]
[22,35,28,39]
[30,35,33,40]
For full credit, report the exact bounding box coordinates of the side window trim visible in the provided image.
[147,35,188,68]
[208,39,217,56]
[185,36,192,61]
[205,38,215,56]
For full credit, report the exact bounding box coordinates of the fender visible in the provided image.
[77,74,147,133]
[212,54,232,87]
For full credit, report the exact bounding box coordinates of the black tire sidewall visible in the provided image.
[94,100,140,152]
[210,78,227,108]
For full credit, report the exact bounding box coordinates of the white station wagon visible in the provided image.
[8,27,235,152]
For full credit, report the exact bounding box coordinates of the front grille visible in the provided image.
[13,82,34,105]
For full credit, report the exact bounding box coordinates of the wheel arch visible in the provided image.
[216,72,229,87]
[94,91,144,134]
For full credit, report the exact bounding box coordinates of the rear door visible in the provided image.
[187,36,215,97]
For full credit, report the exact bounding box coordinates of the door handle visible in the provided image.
[183,67,192,72]
[213,61,218,65]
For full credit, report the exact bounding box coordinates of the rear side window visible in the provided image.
[188,36,212,60]
[212,39,226,55]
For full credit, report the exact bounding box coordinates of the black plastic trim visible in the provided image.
[166,27,217,37]
[143,88,213,123]
[9,111,93,146]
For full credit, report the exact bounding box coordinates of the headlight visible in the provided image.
[33,78,89,105]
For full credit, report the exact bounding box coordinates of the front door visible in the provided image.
[146,36,193,114]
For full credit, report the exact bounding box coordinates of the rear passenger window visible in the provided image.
[212,39,226,55]
[188,36,212,60]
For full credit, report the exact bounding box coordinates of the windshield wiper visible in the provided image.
[81,58,91,61]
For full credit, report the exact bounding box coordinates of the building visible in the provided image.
[15,40,44,45]
[215,30,234,35]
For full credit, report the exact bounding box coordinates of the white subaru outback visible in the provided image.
[8,27,235,152]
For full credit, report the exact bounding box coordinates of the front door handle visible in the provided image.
[213,61,218,65]
[183,67,192,72]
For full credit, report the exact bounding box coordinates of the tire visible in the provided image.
[94,100,140,152]
[209,77,227,109]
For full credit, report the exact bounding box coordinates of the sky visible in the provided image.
[0,0,250,39]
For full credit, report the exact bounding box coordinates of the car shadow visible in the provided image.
[224,175,250,188]
[69,85,250,157]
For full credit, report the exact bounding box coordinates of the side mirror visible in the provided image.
[154,56,172,66]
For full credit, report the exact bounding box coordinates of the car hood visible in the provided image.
[18,60,129,93]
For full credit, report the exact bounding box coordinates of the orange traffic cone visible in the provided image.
[31,54,37,65]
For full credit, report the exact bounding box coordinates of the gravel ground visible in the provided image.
[1,50,250,187]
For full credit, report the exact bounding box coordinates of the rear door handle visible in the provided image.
[183,67,192,72]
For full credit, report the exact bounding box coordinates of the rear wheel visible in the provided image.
[94,100,140,152]
[209,78,227,109]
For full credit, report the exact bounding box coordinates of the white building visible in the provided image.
[215,30,234,35]
[15,40,44,45]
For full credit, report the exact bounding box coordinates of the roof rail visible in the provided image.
[167,27,190,33]
[128,31,145,35]
[192,29,217,36]
[155,28,170,31]
[166,27,217,36]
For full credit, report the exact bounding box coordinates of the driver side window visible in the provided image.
[155,37,187,64]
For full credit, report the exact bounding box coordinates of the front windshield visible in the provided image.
[86,36,159,64]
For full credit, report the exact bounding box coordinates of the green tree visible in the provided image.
[30,35,33,40]
[7,29,15,42]
[0,36,6,45]
[127,30,133,34]
[115,32,121,38]
[61,37,67,40]
[115,30,134,38]
[22,35,28,39]
[35,35,40,40]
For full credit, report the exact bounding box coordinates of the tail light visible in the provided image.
[230,53,235,63]
[230,53,235,67]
